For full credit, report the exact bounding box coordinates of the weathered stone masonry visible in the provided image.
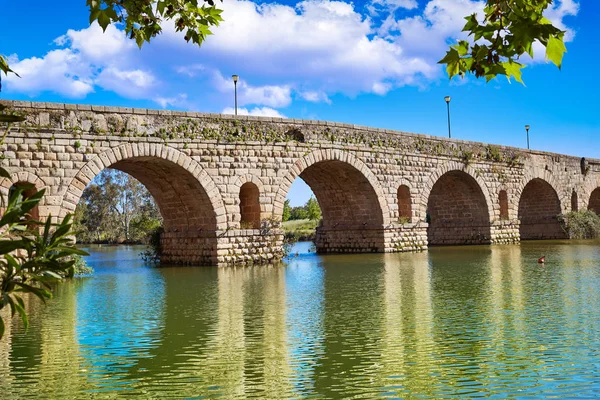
[1,100,599,266]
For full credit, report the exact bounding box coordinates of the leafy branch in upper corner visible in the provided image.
[0,166,88,339]
[439,0,568,83]
[87,0,224,48]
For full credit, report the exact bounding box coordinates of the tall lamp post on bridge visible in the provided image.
[232,74,239,116]
[525,124,530,149]
[444,96,452,138]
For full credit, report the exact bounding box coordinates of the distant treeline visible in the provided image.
[283,197,321,222]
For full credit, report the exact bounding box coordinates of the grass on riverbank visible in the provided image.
[282,219,319,242]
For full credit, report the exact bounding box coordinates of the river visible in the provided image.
[1,241,599,398]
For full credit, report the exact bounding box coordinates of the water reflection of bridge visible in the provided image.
[2,245,600,397]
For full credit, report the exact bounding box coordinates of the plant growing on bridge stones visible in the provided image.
[0,167,88,339]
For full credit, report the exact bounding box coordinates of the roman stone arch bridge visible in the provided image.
[2,100,600,266]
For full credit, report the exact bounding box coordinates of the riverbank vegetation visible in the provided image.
[282,197,321,242]
[558,210,600,239]
[74,170,162,245]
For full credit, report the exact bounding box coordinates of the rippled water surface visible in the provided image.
[2,241,600,398]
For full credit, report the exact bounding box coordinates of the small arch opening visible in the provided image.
[285,128,305,143]
[499,190,509,220]
[571,190,578,212]
[240,182,261,229]
[9,182,40,227]
[397,185,412,223]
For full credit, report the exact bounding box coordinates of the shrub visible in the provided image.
[558,210,600,239]
[73,255,94,276]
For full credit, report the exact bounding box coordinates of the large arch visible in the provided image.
[588,188,600,214]
[518,178,566,240]
[274,150,389,253]
[424,169,492,245]
[61,143,226,265]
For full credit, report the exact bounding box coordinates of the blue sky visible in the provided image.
[1,0,597,206]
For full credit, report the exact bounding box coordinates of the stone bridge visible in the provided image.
[1,100,599,266]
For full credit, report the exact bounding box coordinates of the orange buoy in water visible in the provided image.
[538,256,545,264]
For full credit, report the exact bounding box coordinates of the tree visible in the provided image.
[1,0,223,77]
[440,0,568,83]
[74,170,162,244]
[289,206,308,221]
[306,196,322,221]
[282,200,291,222]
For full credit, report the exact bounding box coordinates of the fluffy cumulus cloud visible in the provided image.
[5,23,156,99]
[4,0,580,111]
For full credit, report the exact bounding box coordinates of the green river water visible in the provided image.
[1,241,600,398]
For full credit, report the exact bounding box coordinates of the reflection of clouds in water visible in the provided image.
[75,249,166,390]
[285,252,325,396]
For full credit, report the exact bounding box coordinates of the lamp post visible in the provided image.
[444,96,451,138]
[525,124,530,149]
[232,74,239,116]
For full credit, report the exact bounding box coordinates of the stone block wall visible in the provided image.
[0,100,598,266]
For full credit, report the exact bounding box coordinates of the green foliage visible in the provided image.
[87,0,223,48]
[558,210,600,239]
[398,216,410,225]
[440,0,567,83]
[72,254,94,276]
[0,166,88,338]
[74,170,162,244]
[140,226,163,264]
[282,199,291,222]
[289,206,308,221]
[306,196,321,221]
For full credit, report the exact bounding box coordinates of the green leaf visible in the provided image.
[0,316,4,339]
[546,34,566,68]
[12,295,28,331]
[97,10,112,31]
[502,61,526,84]
[0,240,25,255]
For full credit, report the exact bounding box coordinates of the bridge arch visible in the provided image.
[61,143,226,265]
[421,163,493,245]
[517,177,566,240]
[0,171,46,222]
[588,188,600,214]
[582,175,600,212]
[274,149,389,253]
[0,171,46,198]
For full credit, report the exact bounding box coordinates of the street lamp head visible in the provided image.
[525,124,530,131]
[232,74,239,83]
[444,96,451,103]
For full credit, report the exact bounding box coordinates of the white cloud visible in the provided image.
[221,106,287,118]
[5,49,95,98]
[3,0,580,111]
[5,23,154,99]
[213,71,292,107]
[161,0,439,97]
[154,93,189,108]
[299,90,331,104]
[175,64,205,77]
[96,67,156,98]
[55,24,134,62]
